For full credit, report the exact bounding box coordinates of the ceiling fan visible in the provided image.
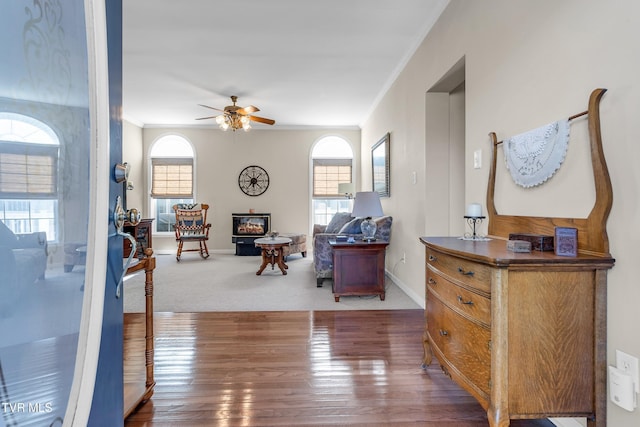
[196,95,275,131]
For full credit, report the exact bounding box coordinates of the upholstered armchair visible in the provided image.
[1,221,48,314]
[312,213,393,287]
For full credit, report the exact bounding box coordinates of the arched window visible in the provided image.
[149,135,194,232]
[0,113,59,240]
[311,136,354,225]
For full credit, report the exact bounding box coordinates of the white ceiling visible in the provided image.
[123,0,449,129]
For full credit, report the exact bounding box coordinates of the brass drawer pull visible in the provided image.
[428,277,437,285]
[428,255,437,262]
[457,267,474,276]
[457,295,474,305]
[439,329,449,336]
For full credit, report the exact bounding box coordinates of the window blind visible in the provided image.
[313,158,352,197]
[0,141,58,199]
[151,157,193,198]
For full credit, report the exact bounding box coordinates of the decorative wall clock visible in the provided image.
[238,165,270,196]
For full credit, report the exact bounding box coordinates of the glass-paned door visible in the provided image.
[0,1,94,425]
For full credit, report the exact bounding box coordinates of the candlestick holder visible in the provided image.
[464,216,486,240]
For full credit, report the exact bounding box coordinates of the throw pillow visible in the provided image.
[339,218,364,235]
[175,203,198,210]
[0,221,18,248]
[325,212,353,234]
[374,216,392,241]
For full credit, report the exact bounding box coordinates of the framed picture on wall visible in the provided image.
[372,132,390,197]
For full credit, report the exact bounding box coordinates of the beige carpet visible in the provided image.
[123,252,420,312]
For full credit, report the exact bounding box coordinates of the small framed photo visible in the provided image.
[555,227,578,257]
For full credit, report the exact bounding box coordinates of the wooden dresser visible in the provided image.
[420,89,615,427]
[421,236,613,426]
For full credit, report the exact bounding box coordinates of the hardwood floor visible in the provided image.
[124,310,556,427]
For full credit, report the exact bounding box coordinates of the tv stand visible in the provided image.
[234,236,262,256]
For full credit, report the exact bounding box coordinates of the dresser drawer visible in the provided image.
[427,269,490,327]
[426,290,491,396]
[426,248,491,294]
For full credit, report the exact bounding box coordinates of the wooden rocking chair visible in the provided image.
[173,203,211,261]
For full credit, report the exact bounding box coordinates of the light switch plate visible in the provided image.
[473,150,482,169]
[609,365,636,411]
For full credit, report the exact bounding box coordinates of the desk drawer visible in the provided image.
[426,248,491,294]
[427,269,490,327]
[426,289,491,396]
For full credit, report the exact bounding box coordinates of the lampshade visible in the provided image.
[351,192,383,218]
[338,183,355,198]
[351,192,383,241]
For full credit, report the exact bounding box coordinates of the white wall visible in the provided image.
[124,126,361,253]
[361,1,640,426]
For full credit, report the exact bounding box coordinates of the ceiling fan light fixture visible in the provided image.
[197,96,274,131]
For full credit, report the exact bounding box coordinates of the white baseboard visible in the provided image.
[548,418,585,427]
[385,270,425,309]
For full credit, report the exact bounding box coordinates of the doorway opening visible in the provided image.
[425,56,466,236]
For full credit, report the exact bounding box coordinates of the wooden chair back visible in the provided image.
[173,203,211,240]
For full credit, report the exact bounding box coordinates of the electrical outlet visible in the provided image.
[401,252,406,264]
[617,350,640,393]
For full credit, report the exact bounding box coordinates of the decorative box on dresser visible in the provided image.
[420,89,615,427]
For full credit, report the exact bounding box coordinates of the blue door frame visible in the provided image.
[88,0,125,424]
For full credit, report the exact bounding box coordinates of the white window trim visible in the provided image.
[147,134,196,235]
[309,135,355,231]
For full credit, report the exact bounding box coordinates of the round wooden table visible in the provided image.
[254,237,292,275]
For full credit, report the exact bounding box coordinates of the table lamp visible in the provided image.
[351,191,384,241]
[338,183,355,199]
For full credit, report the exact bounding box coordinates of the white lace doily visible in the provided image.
[503,120,570,188]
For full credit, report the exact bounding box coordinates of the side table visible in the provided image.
[254,237,292,275]
[124,218,154,259]
[330,240,389,302]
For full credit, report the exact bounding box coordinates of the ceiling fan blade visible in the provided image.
[240,105,260,114]
[198,104,225,112]
[249,115,275,125]
[195,115,218,120]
